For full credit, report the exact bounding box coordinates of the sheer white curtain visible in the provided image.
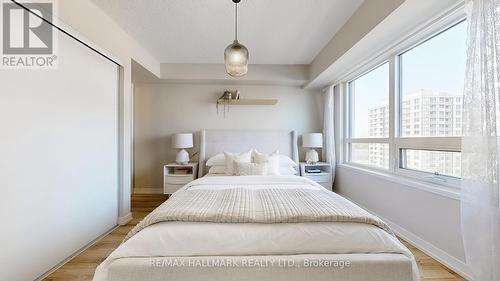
[323,85,336,182]
[460,0,500,280]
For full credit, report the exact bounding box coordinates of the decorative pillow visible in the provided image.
[207,153,297,168]
[279,155,298,167]
[208,166,226,174]
[280,165,298,175]
[224,150,252,175]
[253,150,280,175]
[206,153,225,167]
[234,161,268,176]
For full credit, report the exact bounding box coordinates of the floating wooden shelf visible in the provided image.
[216,99,278,105]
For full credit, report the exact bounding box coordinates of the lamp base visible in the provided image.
[175,149,190,165]
[305,149,319,164]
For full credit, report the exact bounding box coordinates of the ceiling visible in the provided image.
[92,0,363,64]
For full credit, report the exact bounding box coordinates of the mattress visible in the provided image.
[93,175,419,281]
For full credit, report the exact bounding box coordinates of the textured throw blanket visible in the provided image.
[124,176,393,242]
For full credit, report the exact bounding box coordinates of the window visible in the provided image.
[344,19,466,186]
[398,21,466,179]
[346,63,390,169]
[400,21,466,138]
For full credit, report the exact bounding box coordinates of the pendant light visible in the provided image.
[224,0,249,77]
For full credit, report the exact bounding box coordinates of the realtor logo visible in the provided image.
[1,0,57,69]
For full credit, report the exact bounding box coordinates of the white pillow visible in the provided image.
[206,153,225,167]
[207,152,297,168]
[280,155,298,167]
[280,166,298,175]
[208,166,226,174]
[210,165,288,175]
[234,161,268,176]
[224,150,252,175]
[253,150,280,175]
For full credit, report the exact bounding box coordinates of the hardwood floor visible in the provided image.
[44,194,465,281]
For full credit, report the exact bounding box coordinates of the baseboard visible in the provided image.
[35,225,118,281]
[118,212,133,225]
[341,195,472,281]
[388,218,472,280]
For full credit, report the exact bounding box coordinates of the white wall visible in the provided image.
[0,30,119,281]
[134,83,323,191]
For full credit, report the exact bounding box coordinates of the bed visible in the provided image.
[93,130,419,281]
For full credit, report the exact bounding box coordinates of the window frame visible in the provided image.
[342,12,466,189]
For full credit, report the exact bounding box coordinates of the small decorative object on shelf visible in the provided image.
[302,133,323,164]
[216,90,240,117]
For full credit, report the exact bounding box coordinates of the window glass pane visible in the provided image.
[351,143,389,169]
[350,63,389,138]
[401,149,461,178]
[400,21,467,137]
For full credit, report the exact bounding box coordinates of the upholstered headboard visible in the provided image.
[198,130,299,176]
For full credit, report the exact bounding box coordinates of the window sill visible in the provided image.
[336,164,461,200]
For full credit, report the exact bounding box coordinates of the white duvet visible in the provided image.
[93,175,418,281]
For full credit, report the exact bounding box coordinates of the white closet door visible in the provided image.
[0,23,119,281]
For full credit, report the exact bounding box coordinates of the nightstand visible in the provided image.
[163,163,198,194]
[299,162,332,191]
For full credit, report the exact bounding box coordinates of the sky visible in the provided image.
[352,21,467,138]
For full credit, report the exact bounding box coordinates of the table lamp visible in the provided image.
[172,133,193,165]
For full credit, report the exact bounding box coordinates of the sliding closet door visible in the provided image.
[0,19,119,281]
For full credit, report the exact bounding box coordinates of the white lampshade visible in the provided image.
[302,133,323,148]
[172,133,193,149]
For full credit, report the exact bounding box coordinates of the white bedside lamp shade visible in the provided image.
[302,133,323,164]
[172,133,193,164]
[172,133,193,149]
[303,133,323,148]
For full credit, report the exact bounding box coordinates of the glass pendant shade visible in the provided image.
[224,40,249,77]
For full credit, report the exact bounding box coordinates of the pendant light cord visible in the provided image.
[234,2,238,41]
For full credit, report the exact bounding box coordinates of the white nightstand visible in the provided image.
[299,162,332,191]
[163,163,198,194]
